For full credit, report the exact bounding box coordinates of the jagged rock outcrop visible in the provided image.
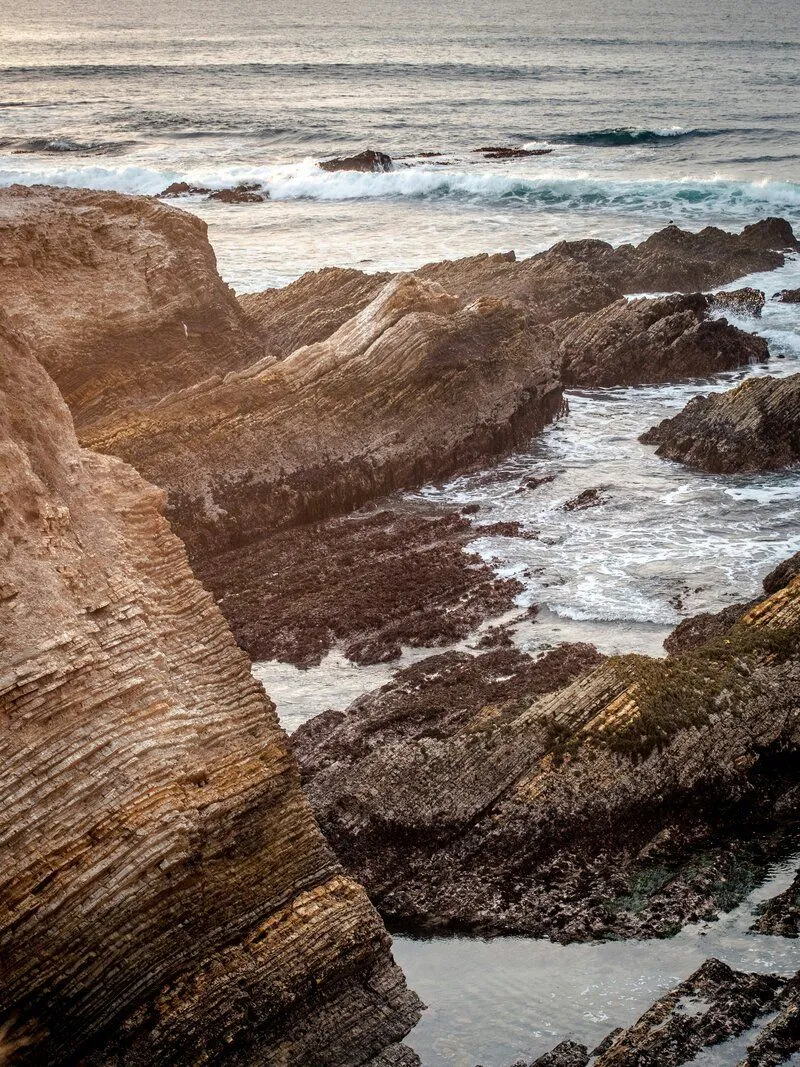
[86,274,563,557]
[591,959,785,1066]
[641,372,800,472]
[293,568,800,938]
[319,150,393,172]
[0,313,421,1064]
[710,287,766,317]
[776,288,800,303]
[558,294,769,387]
[240,220,798,358]
[239,267,390,358]
[0,185,265,425]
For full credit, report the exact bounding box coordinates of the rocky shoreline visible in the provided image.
[1,184,799,1063]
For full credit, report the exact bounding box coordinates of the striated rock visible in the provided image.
[752,872,800,937]
[592,958,784,1066]
[239,266,390,358]
[764,551,800,596]
[208,182,269,204]
[319,149,393,172]
[709,287,766,317]
[293,569,800,937]
[194,507,526,667]
[641,372,800,472]
[558,294,769,387]
[0,313,421,1063]
[0,185,265,425]
[240,221,799,357]
[86,273,563,557]
[775,288,800,303]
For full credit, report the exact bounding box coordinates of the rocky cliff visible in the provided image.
[641,371,800,472]
[293,565,800,940]
[85,273,563,557]
[0,185,265,425]
[0,312,421,1064]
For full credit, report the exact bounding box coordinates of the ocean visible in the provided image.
[1,0,799,289]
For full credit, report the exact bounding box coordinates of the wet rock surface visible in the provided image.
[319,148,394,172]
[0,313,421,1064]
[194,506,527,667]
[710,287,766,317]
[776,288,800,303]
[474,145,554,159]
[558,294,769,388]
[208,181,269,203]
[293,573,800,937]
[641,372,800,473]
[591,958,785,1066]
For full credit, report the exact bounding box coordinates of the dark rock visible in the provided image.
[475,624,515,649]
[558,294,769,388]
[591,1030,623,1057]
[319,149,393,173]
[592,958,784,1066]
[461,502,481,514]
[530,1040,589,1066]
[664,602,752,655]
[291,571,800,937]
[158,180,211,197]
[518,474,556,492]
[207,182,268,203]
[739,973,800,1065]
[775,287,800,303]
[751,871,800,937]
[474,146,554,159]
[709,287,766,317]
[640,372,800,473]
[564,487,607,511]
[764,551,800,596]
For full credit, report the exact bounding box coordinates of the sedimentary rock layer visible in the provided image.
[0,185,265,425]
[293,569,800,938]
[641,371,800,472]
[242,218,799,355]
[86,274,563,556]
[0,313,420,1064]
[558,293,769,387]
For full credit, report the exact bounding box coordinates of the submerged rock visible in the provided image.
[563,486,608,511]
[319,148,393,172]
[293,568,800,937]
[207,181,269,203]
[474,145,554,159]
[0,313,421,1063]
[558,293,769,387]
[709,286,766,317]
[641,372,800,473]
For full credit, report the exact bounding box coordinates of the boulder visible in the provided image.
[319,149,393,172]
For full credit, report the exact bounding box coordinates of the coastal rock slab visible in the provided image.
[86,273,563,556]
[558,294,768,387]
[294,568,800,937]
[0,314,420,1063]
[640,372,800,472]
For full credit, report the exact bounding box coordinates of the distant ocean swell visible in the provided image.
[1,161,798,220]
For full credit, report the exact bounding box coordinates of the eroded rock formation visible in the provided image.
[86,273,563,556]
[0,185,265,425]
[0,313,421,1064]
[293,569,800,938]
[641,372,800,472]
[558,294,768,387]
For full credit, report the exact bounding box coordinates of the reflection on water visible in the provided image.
[393,855,800,1067]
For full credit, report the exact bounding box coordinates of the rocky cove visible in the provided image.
[1,186,800,1066]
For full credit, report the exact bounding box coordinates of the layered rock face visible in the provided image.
[0,314,420,1064]
[240,219,798,356]
[293,571,800,939]
[0,185,265,425]
[641,372,800,472]
[86,274,562,557]
[558,294,768,387]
